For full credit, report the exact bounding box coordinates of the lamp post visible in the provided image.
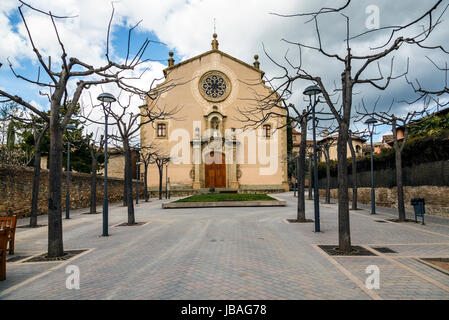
[65,123,76,219]
[365,117,378,215]
[304,85,322,232]
[136,161,142,204]
[293,156,297,197]
[97,92,116,236]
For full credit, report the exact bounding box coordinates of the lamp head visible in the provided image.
[364,117,378,134]
[97,92,116,103]
[303,85,322,96]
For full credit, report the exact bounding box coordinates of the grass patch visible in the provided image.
[174,193,276,203]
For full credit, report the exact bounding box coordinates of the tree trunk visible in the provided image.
[348,139,358,210]
[30,144,41,227]
[308,156,313,200]
[144,164,149,201]
[337,122,351,253]
[123,164,128,206]
[90,157,98,214]
[337,71,352,254]
[158,165,163,200]
[395,147,406,221]
[297,120,307,221]
[124,144,135,225]
[48,117,64,258]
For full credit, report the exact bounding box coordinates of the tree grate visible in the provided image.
[22,249,87,263]
[114,221,148,227]
[17,224,46,228]
[318,245,377,256]
[372,247,397,253]
[7,255,31,263]
[286,218,314,223]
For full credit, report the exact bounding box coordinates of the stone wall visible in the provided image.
[0,165,145,218]
[319,186,449,218]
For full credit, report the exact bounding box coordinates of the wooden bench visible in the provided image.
[0,216,17,255]
[0,227,10,281]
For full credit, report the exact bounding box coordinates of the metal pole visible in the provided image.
[370,131,376,214]
[293,158,297,197]
[102,104,109,236]
[312,94,320,232]
[136,163,139,204]
[65,138,70,219]
[168,177,170,199]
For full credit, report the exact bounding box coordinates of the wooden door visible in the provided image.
[205,152,226,188]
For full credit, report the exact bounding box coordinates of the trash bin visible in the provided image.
[411,198,425,225]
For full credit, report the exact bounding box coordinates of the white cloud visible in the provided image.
[1,0,448,143]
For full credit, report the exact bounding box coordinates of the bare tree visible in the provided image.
[0,1,159,257]
[406,57,449,102]
[151,150,170,200]
[296,109,309,221]
[83,91,180,224]
[87,132,105,214]
[357,100,431,221]
[22,116,49,227]
[2,106,48,227]
[347,125,369,210]
[151,147,172,200]
[319,135,334,204]
[139,143,161,202]
[253,0,448,252]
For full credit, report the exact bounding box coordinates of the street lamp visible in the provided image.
[293,156,298,197]
[303,85,322,232]
[97,92,116,236]
[365,117,378,215]
[65,123,76,219]
[136,161,142,204]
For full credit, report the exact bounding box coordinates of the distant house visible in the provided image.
[317,132,366,162]
[289,129,366,162]
[98,147,140,180]
[389,107,449,145]
[291,129,314,155]
[363,141,390,157]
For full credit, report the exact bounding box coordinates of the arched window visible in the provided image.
[263,124,271,138]
[157,123,167,137]
[211,116,220,130]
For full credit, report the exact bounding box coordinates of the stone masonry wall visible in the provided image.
[0,165,145,218]
[319,186,449,218]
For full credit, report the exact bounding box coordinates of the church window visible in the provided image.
[199,70,231,102]
[263,124,271,138]
[157,123,167,137]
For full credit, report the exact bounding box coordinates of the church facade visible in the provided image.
[140,34,288,193]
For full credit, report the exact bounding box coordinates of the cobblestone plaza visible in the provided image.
[1,193,448,300]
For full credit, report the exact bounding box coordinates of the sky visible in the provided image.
[1,0,448,142]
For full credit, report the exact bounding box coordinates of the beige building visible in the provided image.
[98,148,140,179]
[317,133,365,162]
[292,129,314,155]
[140,34,288,192]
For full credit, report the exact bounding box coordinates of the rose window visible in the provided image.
[199,71,231,102]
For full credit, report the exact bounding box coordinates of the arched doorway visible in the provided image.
[205,152,226,188]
